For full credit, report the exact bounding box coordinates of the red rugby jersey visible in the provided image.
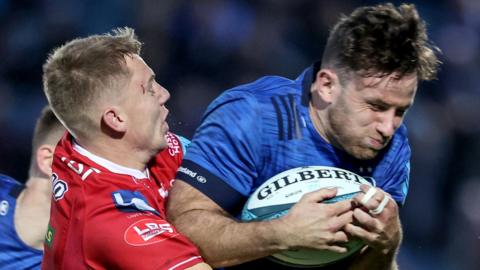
[42,132,203,270]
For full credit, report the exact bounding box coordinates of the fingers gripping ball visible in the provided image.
[359,186,393,216]
[241,166,373,267]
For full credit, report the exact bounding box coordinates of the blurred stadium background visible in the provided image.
[0,0,479,269]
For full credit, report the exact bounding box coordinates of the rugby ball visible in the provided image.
[241,166,372,267]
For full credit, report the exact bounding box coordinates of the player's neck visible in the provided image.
[19,177,52,207]
[15,177,52,250]
[76,137,152,172]
[309,102,331,144]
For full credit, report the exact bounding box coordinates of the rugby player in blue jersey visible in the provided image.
[168,3,441,270]
[0,106,65,269]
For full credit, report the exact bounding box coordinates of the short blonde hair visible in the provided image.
[42,27,142,139]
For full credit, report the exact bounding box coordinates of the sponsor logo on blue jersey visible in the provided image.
[178,166,206,183]
[112,190,160,216]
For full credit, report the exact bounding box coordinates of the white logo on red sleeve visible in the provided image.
[124,218,178,246]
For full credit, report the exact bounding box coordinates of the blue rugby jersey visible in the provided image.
[176,63,410,216]
[0,174,42,270]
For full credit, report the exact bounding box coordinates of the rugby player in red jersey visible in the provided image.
[41,27,211,270]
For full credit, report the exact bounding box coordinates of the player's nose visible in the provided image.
[157,84,170,105]
[376,111,397,138]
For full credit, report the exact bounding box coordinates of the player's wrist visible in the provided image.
[384,220,403,255]
[372,236,401,257]
[261,218,295,252]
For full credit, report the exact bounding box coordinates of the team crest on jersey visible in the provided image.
[124,218,178,246]
[52,173,68,201]
[112,190,160,216]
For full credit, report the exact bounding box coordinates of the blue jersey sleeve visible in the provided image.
[176,89,263,214]
[376,125,411,206]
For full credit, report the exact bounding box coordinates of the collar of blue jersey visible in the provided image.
[300,61,321,107]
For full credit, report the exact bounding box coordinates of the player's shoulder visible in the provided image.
[390,124,410,155]
[0,174,20,186]
[378,124,411,169]
[395,124,408,138]
[217,75,299,102]
[239,74,297,93]
[205,75,302,119]
[0,174,22,195]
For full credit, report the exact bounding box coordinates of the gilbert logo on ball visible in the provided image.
[241,166,373,267]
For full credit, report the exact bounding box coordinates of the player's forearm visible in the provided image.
[347,245,400,270]
[171,209,288,267]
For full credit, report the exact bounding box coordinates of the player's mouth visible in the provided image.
[368,137,385,150]
[164,121,170,133]
[161,108,170,133]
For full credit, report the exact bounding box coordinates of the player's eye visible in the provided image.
[395,109,407,117]
[148,86,155,96]
[369,103,387,112]
[144,82,155,96]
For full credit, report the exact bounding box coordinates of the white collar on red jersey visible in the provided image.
[72,140,150,179]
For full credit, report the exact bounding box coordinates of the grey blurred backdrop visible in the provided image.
[0,0,479,269]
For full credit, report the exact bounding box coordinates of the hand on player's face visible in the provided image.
[345,185,402,254]
[279,188,355,253]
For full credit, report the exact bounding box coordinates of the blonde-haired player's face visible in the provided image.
[123,54,170,153]
[326,72,417,160]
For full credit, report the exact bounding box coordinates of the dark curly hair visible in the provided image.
[321,3,441,81]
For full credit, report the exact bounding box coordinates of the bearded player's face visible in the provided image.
[327,72,418,160]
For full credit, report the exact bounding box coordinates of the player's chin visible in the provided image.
[153,133,168,151]
[350,147,380,160]
[155,138,168,151]
[160,120,169,134]
[164,121,170,133]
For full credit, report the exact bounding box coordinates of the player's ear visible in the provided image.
[311,69,340,104]
[36,144,55,176]
[101,106,127,134]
